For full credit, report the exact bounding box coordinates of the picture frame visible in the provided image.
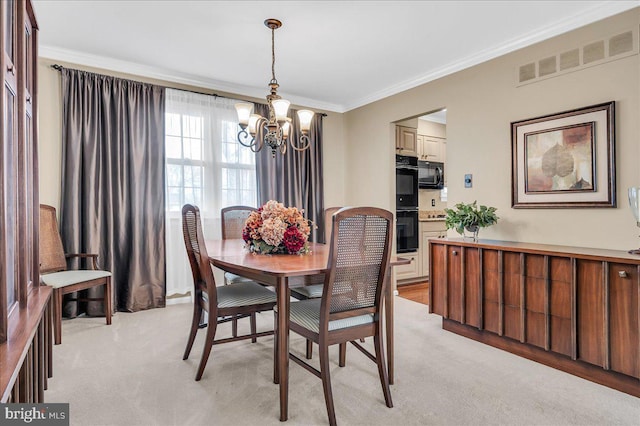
[511,101,615,208]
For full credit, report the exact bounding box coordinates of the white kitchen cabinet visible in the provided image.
[394,252,421,281]
[396,125,418,155]
[420,221,447,278]
[421,230,447,277]
[417,134,446,163]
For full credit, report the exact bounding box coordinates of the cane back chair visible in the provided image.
[275,207,394,425]
[182,204,276,381]
[39,205,112,345]
[220,205,257,284]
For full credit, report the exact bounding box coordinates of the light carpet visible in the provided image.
[45,297,639,425]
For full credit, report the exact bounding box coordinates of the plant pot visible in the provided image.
[464,225,479,241]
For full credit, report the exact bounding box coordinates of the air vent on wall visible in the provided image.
[516,27,638,86]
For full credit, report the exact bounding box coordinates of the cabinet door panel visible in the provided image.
[483,301,500,334]
[526,311,546,348]
[504,306,521,340]
[577,260,605,367]
[551,316,572,356]
[503,252,520,274]
[447,246,462,322]
[484,270,500,302]
[550,279,571,318]
[504,272,520,307]
[483,250,499,271]
[525,277,546,313]
[550,257,571,282]
[525,254,545,278]
[464,248,480,328]
[429,244,446,316]
[550,256,571,318]
[608,263,639,378]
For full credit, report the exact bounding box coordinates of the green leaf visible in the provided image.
[444,200,499,234]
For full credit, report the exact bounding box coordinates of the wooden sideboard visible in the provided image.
[428,238,639,397]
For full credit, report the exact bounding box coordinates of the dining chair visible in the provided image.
[182,204,277,381]
[220,205,257,284]
[275,207,394,426]
[290,206,341,301]
[290,206,341,359]
[39,204,112,345]
[221,205,259,336]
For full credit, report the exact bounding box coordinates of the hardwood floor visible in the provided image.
[397,281,428,305]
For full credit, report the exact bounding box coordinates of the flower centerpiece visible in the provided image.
[242,200,311,254]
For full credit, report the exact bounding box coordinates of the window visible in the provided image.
[163,88,258,214]
[220,120,256,206]
[165,113,205,212]
[164,89,257,296]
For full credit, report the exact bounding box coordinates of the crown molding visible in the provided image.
[39,45,345,113]
[342,1,638,111]
[39,2,637,114]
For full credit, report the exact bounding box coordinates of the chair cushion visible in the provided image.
[217,281,276,308]
[41,270,111,288]
[224,272,254,284]
[286,299,374,333]
[290,284,323,299]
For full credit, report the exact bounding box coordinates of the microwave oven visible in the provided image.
[418,160,444,189]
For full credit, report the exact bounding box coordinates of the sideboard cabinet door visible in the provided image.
[576,259,605,368]
[429,243,447,316]
[608,263,639,378]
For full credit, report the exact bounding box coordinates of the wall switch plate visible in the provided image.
[431,199,436,206]
[464,174,473,188]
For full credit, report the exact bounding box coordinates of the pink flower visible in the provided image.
[242,200,311,254]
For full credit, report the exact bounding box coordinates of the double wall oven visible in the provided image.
[395,155,419,253]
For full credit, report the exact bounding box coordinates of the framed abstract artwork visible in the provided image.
[511,101,615,208]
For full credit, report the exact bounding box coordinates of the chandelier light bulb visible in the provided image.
[248,114,261,135]
[297,109,314,133]
[281,120,291,140]
[234,103,253,127]
[272,99,291,122]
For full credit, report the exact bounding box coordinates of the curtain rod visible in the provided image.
[50,64,328,116]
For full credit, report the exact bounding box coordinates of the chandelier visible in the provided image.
[235,19,314,157]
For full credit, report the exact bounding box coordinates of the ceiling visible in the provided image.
[33,1,639,113]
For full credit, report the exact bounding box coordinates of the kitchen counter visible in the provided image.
[419,209,446,222]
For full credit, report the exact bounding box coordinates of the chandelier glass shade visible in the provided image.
[235,19,314,157]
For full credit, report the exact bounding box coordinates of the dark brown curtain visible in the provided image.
[60,68,166,314]
[255,104,325,242]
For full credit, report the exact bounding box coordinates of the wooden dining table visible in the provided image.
[206,239,409,422]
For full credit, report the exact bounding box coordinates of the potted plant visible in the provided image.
[444,201,498,241]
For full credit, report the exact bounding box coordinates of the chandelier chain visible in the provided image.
[271,27,276,83]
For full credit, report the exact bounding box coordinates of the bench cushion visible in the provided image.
[41,270,111,288]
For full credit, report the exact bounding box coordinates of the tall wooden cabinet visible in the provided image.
[0,0,52,403]
[429,239,639,397]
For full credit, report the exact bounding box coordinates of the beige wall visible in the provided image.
[36,58,347,211]
[38,8,640,251]
[345,8,640,250]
